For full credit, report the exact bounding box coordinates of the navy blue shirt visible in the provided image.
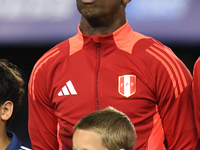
[6,131,31,150]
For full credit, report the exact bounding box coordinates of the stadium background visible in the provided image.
[1,0,199,148]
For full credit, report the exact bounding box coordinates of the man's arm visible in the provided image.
[28,54,59,150]
[193,57,200,138]
[146,43,199,149]
[157,53,198,149]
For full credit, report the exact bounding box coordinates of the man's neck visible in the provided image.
[79,16,126,36]
[0,130,11,150]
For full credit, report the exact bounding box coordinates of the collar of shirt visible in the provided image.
[6,131,21,150]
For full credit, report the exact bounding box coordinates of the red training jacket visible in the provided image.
[28,22,199,150]
[193,57,200,138]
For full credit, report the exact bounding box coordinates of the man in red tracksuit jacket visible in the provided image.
[28,0,199,149]
[193,57,200,138]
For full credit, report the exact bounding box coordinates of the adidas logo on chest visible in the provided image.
[58,80,77,96]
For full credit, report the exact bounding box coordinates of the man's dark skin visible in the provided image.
[76,0,131,36]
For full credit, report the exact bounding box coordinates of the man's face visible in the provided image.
[72,129,108,150]
[76,0,122,20]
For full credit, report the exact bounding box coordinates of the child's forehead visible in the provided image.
[73,129,107,150]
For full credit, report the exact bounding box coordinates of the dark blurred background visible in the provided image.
[1,0,199,148]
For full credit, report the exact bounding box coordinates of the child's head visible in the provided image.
[73,107,137,150]
[0,59,24,126]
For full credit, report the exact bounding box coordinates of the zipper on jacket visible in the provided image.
[95,43,101,110]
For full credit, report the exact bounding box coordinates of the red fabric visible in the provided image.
[28,22,198,150]
[193,57,200,138]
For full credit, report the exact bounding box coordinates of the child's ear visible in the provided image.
[1,101,13,121]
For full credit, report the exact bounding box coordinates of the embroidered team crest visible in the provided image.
[118,75,136,98]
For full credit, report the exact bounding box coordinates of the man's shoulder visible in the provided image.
[36,39,71,66]
[38,33,82,66]
[193,57,200,76]
[131,34,191,77]
[132,32,168,52]
[194,57,200,69]
[49,38,71,55]
[132,34,173,62]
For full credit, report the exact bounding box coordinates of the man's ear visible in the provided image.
[1,101,13,121]
[122,0,131,5]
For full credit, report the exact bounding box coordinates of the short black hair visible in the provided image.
[0,59,24,125]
